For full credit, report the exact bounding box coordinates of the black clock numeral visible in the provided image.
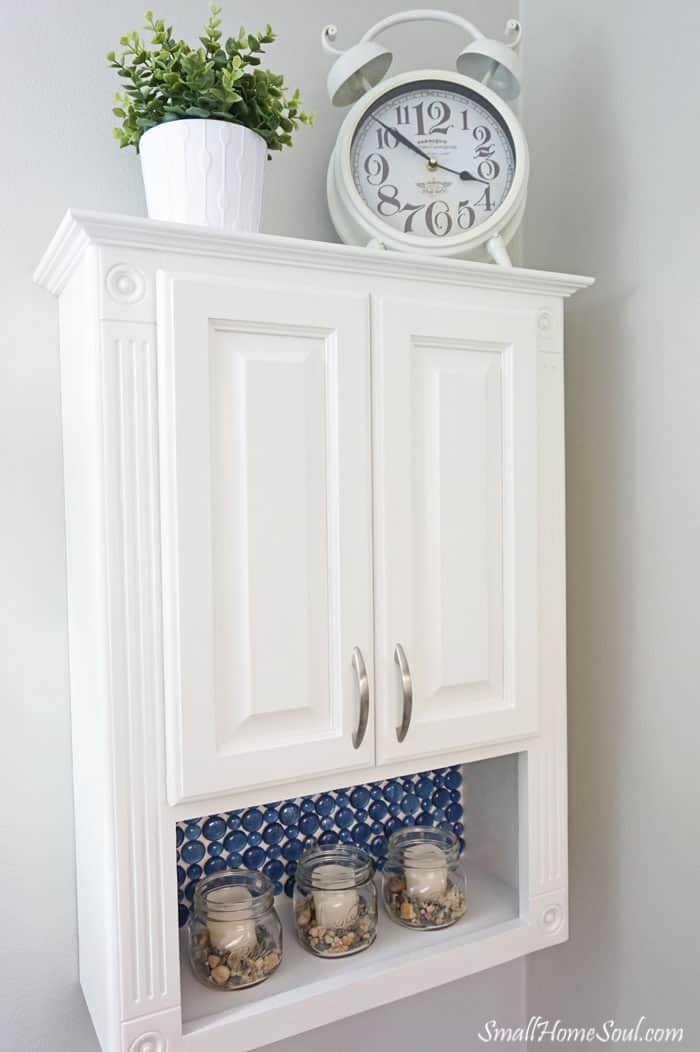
[399,202,426,232]
[364,153,389,186]
[473,124,492,146]
[477,159,500,181]
[457,201,476,229]
[395,105,410,125]
[474,142,496,158]
[425,200,452,237]
[375,127,400,150]
[474,185,494,211]
[426,100,452,134]
[376,183,402,216]
[461,108,470,131]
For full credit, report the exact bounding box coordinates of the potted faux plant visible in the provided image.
[108,6,312,232]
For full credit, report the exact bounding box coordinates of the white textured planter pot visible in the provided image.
[139,119,266,232]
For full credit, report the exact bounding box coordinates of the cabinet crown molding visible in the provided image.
[34,209,594,298]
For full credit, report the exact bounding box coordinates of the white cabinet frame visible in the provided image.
[35,211,592,1052]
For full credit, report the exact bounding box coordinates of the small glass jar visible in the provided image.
[382,826,467,930]
[294,843,377,957]
[188,871,282,990]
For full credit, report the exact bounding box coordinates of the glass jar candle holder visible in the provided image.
[294,843,377,957]
[382,826,467,930]
[188,871,282,990]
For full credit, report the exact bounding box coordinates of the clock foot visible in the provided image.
[486,234,513,268]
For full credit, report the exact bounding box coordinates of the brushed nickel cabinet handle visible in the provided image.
[351,646,370,749]
[394,643,413,743]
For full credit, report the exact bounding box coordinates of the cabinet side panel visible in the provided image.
[58,252,120,1051]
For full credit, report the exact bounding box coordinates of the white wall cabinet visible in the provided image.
[36,211,591,1052]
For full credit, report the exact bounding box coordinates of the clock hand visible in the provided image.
[370,115,488,184]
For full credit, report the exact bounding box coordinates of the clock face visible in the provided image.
[350,79,516,242]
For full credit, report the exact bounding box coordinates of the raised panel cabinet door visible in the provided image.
[158,274,373,803]
[373,293,538,764]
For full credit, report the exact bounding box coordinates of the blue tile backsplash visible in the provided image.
[176,767,465,926]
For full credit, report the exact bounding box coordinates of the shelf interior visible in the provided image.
[181,860,519,1034]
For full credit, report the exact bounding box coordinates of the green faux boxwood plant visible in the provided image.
[108,5,312,154]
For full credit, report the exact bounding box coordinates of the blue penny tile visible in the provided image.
[316,794,335,817]
[283,839,303,861]
[444,769,462,790]
[336,807,354,829]
[299,813,319,836]
[205,857,227,875]
[202,816,226,841]
[384,780,403,804]
[263,823,284,845]
[352,822,371,844]
[446,802,464,822]
[385,818,401,837]
[242,809,264,833]
[176,764,464,924]
[181,840,205,864]
[402,793,420,815]
[223,830,246,854]
[459,837,466,852]
[178,904,189,926]
[370,835,388,858]
[244,846,265,869]
[279,802,301,827]
[263,859,284,881]
[369,800,388,821]
[350,786,370,809]
[375,857,386,871]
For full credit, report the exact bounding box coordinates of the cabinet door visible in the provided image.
[373,293,538,764]
[158,274,373,803]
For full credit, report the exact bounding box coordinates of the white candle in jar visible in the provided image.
[206,885,257,957]
[403,844,448,900]
[312,864,360,930]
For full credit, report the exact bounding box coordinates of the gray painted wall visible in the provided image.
[1,2,525,1050]
[521,2,699,1047]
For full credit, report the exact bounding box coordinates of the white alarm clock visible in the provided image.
[322,11,527,265]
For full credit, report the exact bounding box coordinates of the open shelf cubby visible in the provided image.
[177,753,524,1050]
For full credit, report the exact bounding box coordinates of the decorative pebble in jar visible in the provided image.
[382,826,467,930]
[188,871,282,989]
[294,843,377,957]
